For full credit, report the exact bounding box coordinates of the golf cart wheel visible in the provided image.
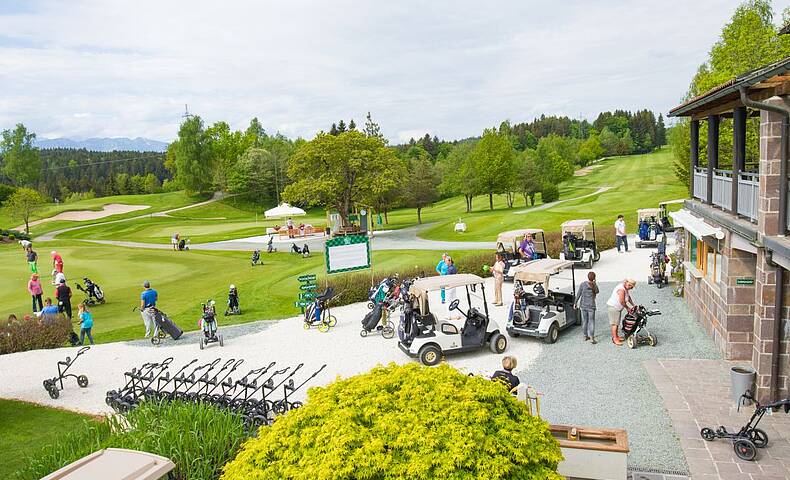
[750,428,769,448]
[544,323,559,344]
[303,321,311,330]
[48,386,60,399]
[219,335,224,347]
[327,315,337,327]
[382,322,395,339]
[593,250,601,262]
[360,329,368,338]
[418,345,442,366]
[77,375,89,388]
[199,338,204,350]
[367,302,374,310]
[490,333,507,353]
[647,334,657,347]
[586,258,593,269]
[318,322,330,333]
[700,427,716,441]
[733,439,757,461]
[626,335,636,349]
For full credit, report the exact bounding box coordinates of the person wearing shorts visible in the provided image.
[606,279,636,346]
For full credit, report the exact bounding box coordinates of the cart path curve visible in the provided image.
[33,192,227,242]
[513,186,612,214]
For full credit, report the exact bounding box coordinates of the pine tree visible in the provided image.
[348,119,356,130]
[656,114,667,146]
[337,120,347,133]
[329,123,339,136]
[363,112,387,144]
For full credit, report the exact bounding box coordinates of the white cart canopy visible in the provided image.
[265,203,306,219]
[511,259,574,291]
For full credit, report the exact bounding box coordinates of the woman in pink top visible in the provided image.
[28,273,44,312]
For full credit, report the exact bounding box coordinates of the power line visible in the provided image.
[44,153,164,171]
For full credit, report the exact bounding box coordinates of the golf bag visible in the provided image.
[76,277,105,306]
[368,277,395,306]
[301,244,310,257]
[562,234,580,261]
[291,243,302,254]
[201,302,218,337]
[178,239,188,251]
[648,250,669,288]
[267,237,276,253]
[361,304,383,332]
[225,286,241,315]
[397,301,420,346]
[154,309,183,340]
[251,250,261,266]
[638,218,661,242]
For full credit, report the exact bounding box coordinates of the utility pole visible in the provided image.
[183,104,193,120]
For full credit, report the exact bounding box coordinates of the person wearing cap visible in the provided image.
[606,278,636,346]
[28,273,44,312]
[140,281,158,337]
[51,251,64,273]
[55,277,72,319]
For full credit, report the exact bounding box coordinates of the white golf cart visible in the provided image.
[559,219,600,269]
[635,208,663,248]
[495,228,549,281]
[506,259,580,344]
[397,274,507,366]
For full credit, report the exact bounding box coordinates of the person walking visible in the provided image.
[492,253,506,306]
[28,273,44,313]
[606,279,636,345]
[575,271,600,344]
[171,233,179,251]
[26,246,38,273]
[615,214,628,253]
[435,253,449,303]
[140,281,158,338]
[51,250,64,274]
[55,278,73,320]
[77,303,95,345]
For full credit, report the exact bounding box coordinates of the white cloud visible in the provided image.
[0,0,767,143]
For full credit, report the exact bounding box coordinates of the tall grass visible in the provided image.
[16,400,249,480]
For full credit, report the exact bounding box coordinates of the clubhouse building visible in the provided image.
[668,56,790,402]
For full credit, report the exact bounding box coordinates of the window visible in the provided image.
[689,234,698,266]
[689,233,722,283]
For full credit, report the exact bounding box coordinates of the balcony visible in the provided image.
[692,167,758,223]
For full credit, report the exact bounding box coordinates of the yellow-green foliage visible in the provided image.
[222,363,563,480]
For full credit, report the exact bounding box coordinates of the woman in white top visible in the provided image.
[606,279,636,345]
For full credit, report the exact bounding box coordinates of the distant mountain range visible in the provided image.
[35,137,169,152]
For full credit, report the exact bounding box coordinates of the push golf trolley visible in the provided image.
[199,300,223,349]
[303,288,339,332]
[43,346,90,399]
[75,277,105,306]
[621,305,661,349]
[701,390,790,461]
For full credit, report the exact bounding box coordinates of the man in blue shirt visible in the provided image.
[140,281,158,337]
[37,297,60,325]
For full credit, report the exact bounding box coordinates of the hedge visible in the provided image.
[221,363,563,480]
[0,314,73,354]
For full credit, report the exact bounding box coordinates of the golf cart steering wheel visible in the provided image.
[449,299,467,317]
[533,283,545,296]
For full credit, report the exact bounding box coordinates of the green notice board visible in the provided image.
[325,234,371,274]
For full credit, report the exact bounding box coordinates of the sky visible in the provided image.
[0,0,787,144]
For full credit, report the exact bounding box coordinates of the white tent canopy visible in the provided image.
[264,203,306,219]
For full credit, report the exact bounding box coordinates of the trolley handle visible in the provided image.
[76,346,91,356]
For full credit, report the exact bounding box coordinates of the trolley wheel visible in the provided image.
[490,333,507,353]
[151,336,160,345]
[48,386,60,399]
[360,329,368,337]
[327,315,337,327]
[219,335,224,347]
[367,302,374,310]
[43,379,53,389]
[700,427,716,441]
[544,323,559,344]
[318,322,330,333]
[733,439,757,461]
[749,428,769,448]
[77,375,89,388]
[626,335,636,349]
[303,322,311,330]
[646,334,657,347]
[291,401,303,410]
[382,322,395,339]
[418,345,442,366]
[199,338,204,350]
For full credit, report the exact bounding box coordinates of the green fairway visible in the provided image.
[0,399,96,478]
[1,243,478,343]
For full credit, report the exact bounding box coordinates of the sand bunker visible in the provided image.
[21,203,150,229]
[574,164,603,176]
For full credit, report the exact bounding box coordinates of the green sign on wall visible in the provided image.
[325,234,371,275]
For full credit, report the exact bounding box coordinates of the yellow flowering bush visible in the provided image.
[222,363,563,480]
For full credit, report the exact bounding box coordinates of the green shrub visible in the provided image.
[0,314,73,354]
[540,183,560,203]
[65,190,96,203]
[0,183,16,203]
[16,400,249,480]
[221,363,563,480]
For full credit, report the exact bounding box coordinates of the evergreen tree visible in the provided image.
[337,120,347,133]
[655,114,667,146]
[329,123,339,136]
[348,119,356,131]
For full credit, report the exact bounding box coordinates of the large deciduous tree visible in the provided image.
[403,148,439,224]
[1,123,41,187]
[167,116,213,193]
[472,129,515,210]
[3,187,44,233]
[282,131,399,225]
[438,140,478,213]
[228,148,275,204]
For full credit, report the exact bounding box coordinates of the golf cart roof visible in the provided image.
[561,219,594,233]
[41,448,175,480]
[637,208,661,219]
[658,199,685,207]
[511,259,574,289]
[496,228,544,244]
[411,274,485,296]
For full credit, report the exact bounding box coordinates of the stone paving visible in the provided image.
[646,359,790,480]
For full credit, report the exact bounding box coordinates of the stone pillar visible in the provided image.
[754,96,790,401]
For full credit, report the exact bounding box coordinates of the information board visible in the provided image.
[325,234,371,274]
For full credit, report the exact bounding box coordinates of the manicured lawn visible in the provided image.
[0,399,96,479]
[1,243,478,343]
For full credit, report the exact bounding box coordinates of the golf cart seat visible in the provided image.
[526,305,543,325]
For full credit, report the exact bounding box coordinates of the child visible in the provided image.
[77,303,95,345]
[491,356,520,392]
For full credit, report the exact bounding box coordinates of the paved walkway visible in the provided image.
[646,359,790,480]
